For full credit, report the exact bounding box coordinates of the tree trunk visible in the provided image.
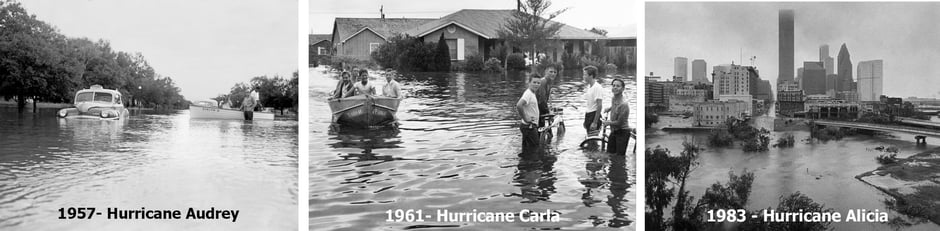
[33,97,37,113]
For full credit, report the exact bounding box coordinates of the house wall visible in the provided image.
[422,24,481,60]
[336,29,386,61]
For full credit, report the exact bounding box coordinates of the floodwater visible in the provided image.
[648,112,940,230]
[310,66,637,230]
[0,108,297,230]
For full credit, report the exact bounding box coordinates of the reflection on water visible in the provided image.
[648,116,940,230]
[311,66,636,230]
[0,108,297,230]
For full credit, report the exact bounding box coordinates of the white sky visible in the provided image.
[20,0,298,101]
[647,2,940,98]
[309,0,638,37]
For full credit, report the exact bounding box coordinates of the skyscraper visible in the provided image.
[802,61,826,95]
[778,10,795,83]
[675,57,688,82]
[837,44,853,92]
[820,44,834,75]
[857,60,883,102]
[692,59,708,84]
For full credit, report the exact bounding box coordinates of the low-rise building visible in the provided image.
[805,98,859,119]
[693,100,749,127]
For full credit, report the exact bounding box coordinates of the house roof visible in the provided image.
[332,18,435,43]
[402,9,606,40]
[309,34,331,44]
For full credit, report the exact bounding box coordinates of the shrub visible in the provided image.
[604,63,618,74]
[371,42,397,68]
[708,129,734,147]
[506,53,526,70]
[876,153,898,164]
[774,133,796,148]
[464,53,484,72]
[483,57,502,72]
[330,56,376,70]
[432,33,451,72]
[580,55,604,68]
[812,127,845,141]
[561,52,579,70]
[645,112,659,128]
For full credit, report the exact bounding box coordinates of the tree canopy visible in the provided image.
[496,0,568,64]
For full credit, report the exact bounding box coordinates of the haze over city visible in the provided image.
[646,2,940,98]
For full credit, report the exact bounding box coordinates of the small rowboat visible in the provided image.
[328,95,401,127]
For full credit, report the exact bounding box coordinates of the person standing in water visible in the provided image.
[516,74,542,154]
[581,65,603,135]
[602,77,630,155]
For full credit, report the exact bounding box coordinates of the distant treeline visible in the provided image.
[0,1,187,111]
[212,72,299,115]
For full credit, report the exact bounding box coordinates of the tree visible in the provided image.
[433,33,450,71]
[496,0,568,67]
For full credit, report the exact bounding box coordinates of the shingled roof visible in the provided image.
[402,9,606,40]
[331,18,435,43]
[309,34,331,44]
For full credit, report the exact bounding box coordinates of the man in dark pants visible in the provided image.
[603,77,630,155]
[581,66,603,135]
[241,91,256,120]
[517,74,542,155]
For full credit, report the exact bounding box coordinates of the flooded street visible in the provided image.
[310,66,637,230]
[648,113,940,230]
[0,109,297,230]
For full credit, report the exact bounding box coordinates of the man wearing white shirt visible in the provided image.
[516,74,542,153]
[581,65,603,134]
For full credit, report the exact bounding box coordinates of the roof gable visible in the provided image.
[309,34,331,44]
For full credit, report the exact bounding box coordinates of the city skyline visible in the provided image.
[647,2,940,98]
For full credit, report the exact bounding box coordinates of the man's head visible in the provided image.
[528,74,542,92]
[611,76,625,95]
[358,69,369,83]
[341,71,351,81]
[385,69,395,82]
[543,66,558,79]
[582,65,597,83]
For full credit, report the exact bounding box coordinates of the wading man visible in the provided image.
[517,74,542,154]
[602,77,630,155]
[581,66,603,135]
[536,66,557,126]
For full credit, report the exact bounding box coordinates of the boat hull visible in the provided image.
[328,95,401,127]
[190,105,275,120]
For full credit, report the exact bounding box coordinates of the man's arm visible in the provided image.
[593,98,603,124]
[516,98,529,124]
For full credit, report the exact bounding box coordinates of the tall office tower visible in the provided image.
[692,59,708,84]
[675,57,688,82]
[857,60,884,102]
[778,10,795,83]
[820,44,834,75]
[837,43,853,92]
[802,61,827,95]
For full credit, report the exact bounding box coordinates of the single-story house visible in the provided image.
[327,9,609,63]
[309,34,332,66]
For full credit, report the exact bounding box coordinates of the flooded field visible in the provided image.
[0,108,297,230]
[310,66,637,230]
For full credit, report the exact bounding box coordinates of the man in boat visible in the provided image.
[382,68,402,98]
[581,65,603,135]
[517,74,542,154]
[352,69,376,96]
[535,66,557,126]
[241,90,257,120]
[332,71,354,99]
[602,77,630,155]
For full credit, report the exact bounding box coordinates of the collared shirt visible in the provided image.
[518,88,539,123]
[383,79,401,98]
[352,81,376,96]
[582,82,604,113]
[608,94,631,131]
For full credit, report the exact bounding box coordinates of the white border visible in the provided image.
[298,0,310,230]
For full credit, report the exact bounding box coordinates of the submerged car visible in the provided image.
[57,85,130,120]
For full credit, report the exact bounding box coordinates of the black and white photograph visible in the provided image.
[645,2,940,230]
[310,0,637,229]
[0,0,298,230]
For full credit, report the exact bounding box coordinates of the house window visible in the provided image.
[370,43,381,54]
[318,47,326,55]
[446,39,457,60]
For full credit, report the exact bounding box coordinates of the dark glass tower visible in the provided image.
[778,10,794,84]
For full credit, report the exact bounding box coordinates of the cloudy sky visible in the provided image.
[310,0,638,37]
[20,0,298,101]
[647,2,940,98]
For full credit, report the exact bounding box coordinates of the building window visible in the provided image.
[370,43,381,54]
[318,47,326,55]
[446,39,457,60]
